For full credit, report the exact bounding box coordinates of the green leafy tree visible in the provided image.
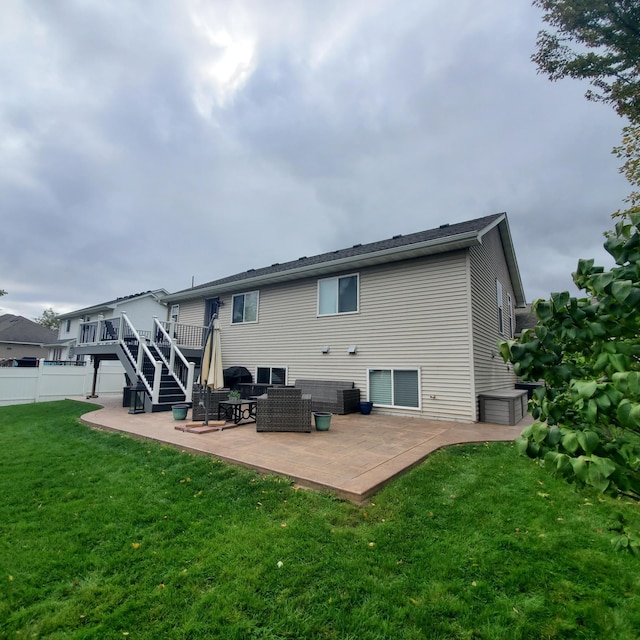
[34,307,61,330]
[613,124,640,219]
[532,0,640,123]
[500,211,640,501]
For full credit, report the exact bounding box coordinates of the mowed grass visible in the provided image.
[1,401,639,639]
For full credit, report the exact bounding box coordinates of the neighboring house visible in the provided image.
[162,212,526,422]
[49,290,169,362]
[515,303,538,337]
[0,314,57,361]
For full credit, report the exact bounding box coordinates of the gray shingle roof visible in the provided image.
[174,213,505,295]
[58,288,169,320]
[0,315,58,344]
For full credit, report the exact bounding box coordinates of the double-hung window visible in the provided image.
[318,274,358,315]
[232,291,259,324]
[368,368,420,409]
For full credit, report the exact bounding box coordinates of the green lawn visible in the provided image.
[1,400,639,639]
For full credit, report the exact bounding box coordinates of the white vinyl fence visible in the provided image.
[0,361,127,407]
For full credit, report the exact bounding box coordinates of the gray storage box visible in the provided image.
[478,389,528,425]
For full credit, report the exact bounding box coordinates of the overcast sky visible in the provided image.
[1,0,631,320]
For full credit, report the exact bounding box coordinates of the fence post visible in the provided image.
[34,358,45,403]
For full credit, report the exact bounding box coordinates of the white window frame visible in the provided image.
[317,273,359,316]
[507,293,514,338]
[496,280,504,334]
[170,304,180,323]
[231,291,259,324]
[367,367,421,410]
[65,319,71,333]
[256,366,287,385]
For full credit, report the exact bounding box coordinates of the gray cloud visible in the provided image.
[1,0,630,319]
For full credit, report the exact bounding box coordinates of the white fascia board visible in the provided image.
[476,213,526,307]
[165,231,482,302]
[58,305,112,320]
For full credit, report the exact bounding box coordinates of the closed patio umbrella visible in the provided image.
[207,318,224,391]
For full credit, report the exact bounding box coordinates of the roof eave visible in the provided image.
[164,231,482,302]
[496,218,526,307]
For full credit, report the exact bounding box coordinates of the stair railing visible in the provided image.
[120,312,162,404]
[151,317,195,402]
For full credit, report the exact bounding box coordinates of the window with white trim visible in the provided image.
[232,291,259,324]
[256,366,287,385]
[318,274,358,315]
[65,319,71,333]
[507,293,514,338]
[368,368,420,409]
[496,280,504,334]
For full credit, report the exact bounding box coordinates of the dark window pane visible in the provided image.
[393,370,419,408]
[338,276,358,313]
[256,367,270,384]
[271,368,286,385]
[232,295,244,323]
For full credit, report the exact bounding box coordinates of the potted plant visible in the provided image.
[171,403,189,420]
[228,390,242,401]
[313,412,332,431]
[359,401,373,415]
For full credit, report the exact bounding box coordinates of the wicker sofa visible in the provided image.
[293,379,361,414]
[256,387,312,432]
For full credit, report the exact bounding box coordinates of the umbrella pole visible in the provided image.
[201,314,216,426]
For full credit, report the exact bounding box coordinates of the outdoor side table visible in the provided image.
[217,399,257,424]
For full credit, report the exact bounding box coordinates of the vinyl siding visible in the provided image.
[175,298,208,327]
[469,226,518,419]
[181,251,476,421]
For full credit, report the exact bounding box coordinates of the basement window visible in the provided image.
[368,368,420,409]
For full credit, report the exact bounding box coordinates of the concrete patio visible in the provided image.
[77,394,531,505]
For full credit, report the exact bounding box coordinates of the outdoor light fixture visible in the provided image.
[321,345,330,354]
[129,381,146,414]
[347,345,357,354]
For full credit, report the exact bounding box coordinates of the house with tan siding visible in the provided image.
[49,290,169,363]
[163,213,526,422]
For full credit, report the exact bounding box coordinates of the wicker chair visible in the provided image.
[256,387,312,432]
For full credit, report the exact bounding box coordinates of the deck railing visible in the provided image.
[159,320,207,349]
[118,313,162,404]
[76,314,195,406]
[151,317,195,402]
